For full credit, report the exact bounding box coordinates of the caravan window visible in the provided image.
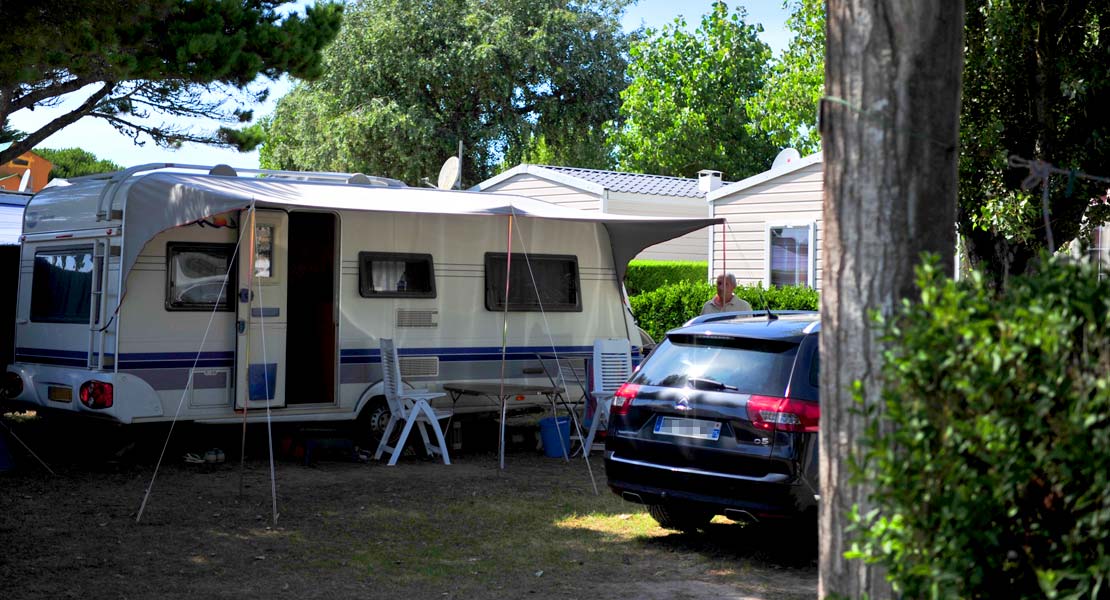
[358,252,436,298]
[166,243,235,311]
[31,246,95,323]
[484,253,581,312]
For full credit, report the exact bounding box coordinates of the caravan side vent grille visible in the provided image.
[400,356,439,377]
[397,309,438,328]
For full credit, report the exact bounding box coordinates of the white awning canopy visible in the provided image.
[121,173,722,295]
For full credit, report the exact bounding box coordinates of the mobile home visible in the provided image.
[1,165,717,439]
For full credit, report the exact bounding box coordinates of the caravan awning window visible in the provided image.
[484,253,581,312]
[165,243,235,311]
[358,252,436,298]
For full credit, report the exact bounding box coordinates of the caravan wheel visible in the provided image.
[357,397,402,450]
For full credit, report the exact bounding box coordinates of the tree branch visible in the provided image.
[0,82,115,165]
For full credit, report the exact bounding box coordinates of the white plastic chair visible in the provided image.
[373,338,453,465]
[582,338,632,457]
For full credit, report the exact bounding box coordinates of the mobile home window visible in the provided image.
[358,252,436,298]
[484,253,581,312]
[166,243,235,311]
[767,224,814,287]
[31,246,94,323]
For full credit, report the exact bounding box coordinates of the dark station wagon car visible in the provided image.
[604,311,820,532]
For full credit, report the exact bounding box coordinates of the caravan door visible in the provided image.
[235,209,289,409]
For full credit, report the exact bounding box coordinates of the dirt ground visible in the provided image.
[0,416,817,599]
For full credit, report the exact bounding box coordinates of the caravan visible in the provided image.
[1,164,716,440]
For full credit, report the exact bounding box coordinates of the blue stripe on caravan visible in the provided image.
[337,345,595,364]
[16,347,88,359]
[117,359,234,370]
[14,347,88,367]
[118,351,234,360]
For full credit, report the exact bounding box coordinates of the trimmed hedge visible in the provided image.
[624,260,708,296]
[850,256,1110,598]
[629,280,818,342]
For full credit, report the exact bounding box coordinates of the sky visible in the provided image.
[10,1,790,171]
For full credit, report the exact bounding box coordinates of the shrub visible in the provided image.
[630,280,818,342]
[624,260,708,296]
[850,256,1110,598]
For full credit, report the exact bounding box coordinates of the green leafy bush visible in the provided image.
[630,280,818,342]
[851,256,1110,598]
[624,260,707,296]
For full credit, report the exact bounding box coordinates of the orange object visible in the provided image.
[0,145,53,193]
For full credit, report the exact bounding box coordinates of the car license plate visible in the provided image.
[654,416,721,441]
[47,385,73,402]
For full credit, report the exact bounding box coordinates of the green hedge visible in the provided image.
[629,280,818,342]
[850,256,1110,598]
[624,260,707,296]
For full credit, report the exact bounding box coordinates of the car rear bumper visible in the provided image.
[604,451,818,519]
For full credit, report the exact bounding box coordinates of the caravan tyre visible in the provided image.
[358,397,401,449]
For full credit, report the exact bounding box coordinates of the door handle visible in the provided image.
[239,288,253,303]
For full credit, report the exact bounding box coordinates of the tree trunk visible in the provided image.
[820,2,965,598]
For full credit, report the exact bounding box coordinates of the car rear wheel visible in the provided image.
[647,503,713,532]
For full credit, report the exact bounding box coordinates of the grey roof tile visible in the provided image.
[540,165,723,198]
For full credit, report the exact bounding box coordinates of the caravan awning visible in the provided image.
[122,172,722,295]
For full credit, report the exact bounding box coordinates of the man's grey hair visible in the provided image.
[716,272,737,285]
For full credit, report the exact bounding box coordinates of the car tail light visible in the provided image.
[748,395,819,433]
[1,372,23,399]
[79,381,113,409]
[611,383,640,416]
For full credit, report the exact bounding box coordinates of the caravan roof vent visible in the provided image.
[209,164,238,177]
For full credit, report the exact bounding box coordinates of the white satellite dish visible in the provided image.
[17,169,31,192]
[771,148,801,171]
[437,156,461,190]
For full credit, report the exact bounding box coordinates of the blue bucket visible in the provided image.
[539,416,571,458]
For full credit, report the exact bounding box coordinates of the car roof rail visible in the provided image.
[682,310,818,327]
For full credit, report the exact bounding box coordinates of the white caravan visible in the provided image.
[1,165,716,436]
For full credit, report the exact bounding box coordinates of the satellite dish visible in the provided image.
[437,156,460,190]
[771,148,801,171]
[17,169,31,192]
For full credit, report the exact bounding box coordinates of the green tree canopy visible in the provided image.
[261,0,632,186]
[959,0,1110,284]
[36,148,121,180]
[0,0,343,166]
[746,0,824,154]
[607,1,777,180]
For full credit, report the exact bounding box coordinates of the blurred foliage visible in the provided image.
[0,1,343,165]
[630,279,818,342]
[958,0,1110,284]
[746,0,824,155]
[607,1,777,179]
[624,260,707,296]
[850,256,1110,598]
[262,0,632,186]
[36,148,121,180]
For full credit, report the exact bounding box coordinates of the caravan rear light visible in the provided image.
[79,381,114,409]
[1,372,22,399]
[611,383,640,416]
[748,395,819,433]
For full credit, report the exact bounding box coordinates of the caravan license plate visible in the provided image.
[654,417,721,441]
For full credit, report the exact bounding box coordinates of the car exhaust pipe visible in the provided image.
[621,492,644,504]
[724,509,759,524]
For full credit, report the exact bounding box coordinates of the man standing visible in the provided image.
[701,272,753,315]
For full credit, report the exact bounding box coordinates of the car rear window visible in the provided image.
[630,334,799,396]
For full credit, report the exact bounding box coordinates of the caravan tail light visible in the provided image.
[79,380,113,409]
[611,383,640,416]
[748,395,819,433]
